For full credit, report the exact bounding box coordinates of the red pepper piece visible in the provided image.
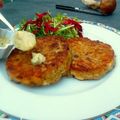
[36,12,48,19]
[44,21,58,34]
[22,12,49,30]
[63,19,82,32]
[35,18,42,28]
[22,19,36,30]
[32,29,39,34]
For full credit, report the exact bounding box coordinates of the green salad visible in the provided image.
[18,12,83,38]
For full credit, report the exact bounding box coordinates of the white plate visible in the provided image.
[0,23,120,120]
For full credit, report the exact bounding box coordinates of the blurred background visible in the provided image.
[0,0,120,30]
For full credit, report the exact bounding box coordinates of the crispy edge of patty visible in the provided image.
[6,36,71,86]
[67,37,115,80]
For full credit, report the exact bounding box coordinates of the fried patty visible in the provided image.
[6,36,71,86]
[67,37,115,80]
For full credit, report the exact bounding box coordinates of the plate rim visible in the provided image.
[0,21,120,120]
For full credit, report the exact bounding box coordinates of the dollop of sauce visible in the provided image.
[31,52,46,65]
[0,37,8,47]
[13,31,36,51]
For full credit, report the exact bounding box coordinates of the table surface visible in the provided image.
[0,0,120,120]
[0,0,120,30]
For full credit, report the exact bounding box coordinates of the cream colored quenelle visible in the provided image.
[13,31,36,51]
[31,52,46,65]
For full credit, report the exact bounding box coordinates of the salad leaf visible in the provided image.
[18,12,83,38]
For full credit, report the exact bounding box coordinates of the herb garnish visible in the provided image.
[19,12,83,38]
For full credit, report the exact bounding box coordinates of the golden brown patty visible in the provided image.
[6,36,71,86]
[67,37,115,80]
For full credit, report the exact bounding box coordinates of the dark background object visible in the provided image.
[0,0,120,29]
[56,4,103,16]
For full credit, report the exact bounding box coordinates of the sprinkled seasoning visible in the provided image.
[0,37,8,47]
